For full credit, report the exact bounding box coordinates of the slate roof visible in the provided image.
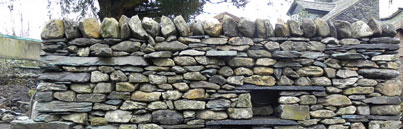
[287,0,362,20]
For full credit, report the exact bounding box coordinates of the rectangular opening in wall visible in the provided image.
[250,90,280,118]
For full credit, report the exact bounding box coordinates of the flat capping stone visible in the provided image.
[342,115,401,121]
[206,118,298,126]
[235,85,325,91]
[325,44,399,51]
[40,55,148,66]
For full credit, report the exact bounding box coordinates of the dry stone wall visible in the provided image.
[12,16,402,129]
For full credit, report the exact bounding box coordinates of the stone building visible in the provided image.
[287,0,379,22]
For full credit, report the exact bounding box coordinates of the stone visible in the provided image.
[161,90,182,100]
[149,75,167,84]
[363,96,402,104]
[278,105,310,120]
[295,77,312,86]
[128,15,148,39]
[358,69,399,79]
[120,23,131,40]
[155,41,188,51]
[228,57,254,67]
[101,17,120,38]
[35,92,53,102]
[178,37,200,43]
[222,15,238,37]
[68,38,101,46]
[340,38,360,45]
[297,66,323,77]
[173,15,190,36]
[41,19,64,39]
[190,20,205,35]
[247,50,271,57]
[376,80,402,97]
[382,23,397,37]
[328,20,338,38]
[91,71,109,82]
[173,83,189,91]
[70,84,91,93]
[331,53,365,60]
[227,108,253,119]
[300,95,317,105]
[61,113,87,124]
[152,58,175,66]
[344,87,374,95]
[279,96,300,104]
[310,110,336,118]
[350,123,366,129]
[11,120,75,129]
[35,101,92,112]
[264,19,275,37]
[120,100,147,110]
[371,105,401,115]
[174,100,206,110]
[320,118,345,125]
[256,58,277,66]
[202,37,228,44]
[272,51,301,58]
[111,41,141,52]
[54,91,76,101]
[256,19,267,38]
[314,18,330,37]
[325,94,352,106]
[336,106,356,115]
[227,76,244,86]
[243,75,276,86]
[91,117,108,126]
[280,41,306,51]
[159,16,177,37]
[372,54,397,61]
[203,18,222,37]
[138,124,163,129]
[190,81,220,90]
[228,37,254,45]
[183,89,205,99]
[38,72,90,83]
[336,70,358,78]
[144,51,172,58]
[278,76,294,85]
[184,72,207,80]
[93,83,113,93]
[357,106,370,115]
[195,56,225,65]
[206,51,237,57]
[264,41,280,51]
[207,99,231,109]
[197,110,228,120]
[334,20,352,38]
[179,50,205,56]
[301,18,317,38]
[63,19,81,39]
[77,47,90,57]
[328,125,348,129]
[37,82,67,91]
[93,103,118,110]
[131,91,161,102]
[287,20,303,36]
[76,94,106,103]
[108,92,131,100]
[141,17,159,37]
[311,77,331,86]
[79,18,101,38]
[351,20,373,38]
[275,22,290,37]
[237,18,255,37]
[129,73,148,83]
[151,110,184,125]
[368,121,401,129]
[105,110,132,123]
[367,18,383,36]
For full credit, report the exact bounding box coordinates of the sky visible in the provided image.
[0,0,402,40]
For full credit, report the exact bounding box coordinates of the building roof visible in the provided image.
[287,0,361,20]
[381,8,403,30]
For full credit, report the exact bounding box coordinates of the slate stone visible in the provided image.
[190,20,205,35]
[328,20,338,38]
[272,51,301,58]
[367,18,383,36]
[36,101,92,112]
[256,19,267,38]
[277,105,310,120]
[152,110,184,125]
[331,53,365,60]
[275,22,290,37]
[68,38,102,46]
[381,23,397,37]
[351,20,373,38]
[222,15,238,37]
[334,20,352,39]
[368,121,401,129]
[11,120,75,129]
[265,19,275,37]
[202,37,228,44]
[370,105,401,115]
[144,51,172,58]
[174,100,206,110]
[76,94,106,103]
[41,56,148,66]
[238,18,256,37]
[35,92,53,102]
[100,17,120,38]
[206,51,237,57]
[229,37,254,45]
[227,108,253,119]
[38,72,90,82]
[190,81,220,90]
[370,37,400,44]
[142,17,160,37]
[155,41,188,51]
[301,18,317,38]
[363,96,401,104]
[264,41,280,51]
[160,15,177,37]
[326,44,399,51]
[79,18,101,38]
[203,18,222,37]
[287,20,303,36]
[173,15,190,36]
[111,41,141,52]
[358,69,399,79]
[314,18,330,37]
[63,19,82,39]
